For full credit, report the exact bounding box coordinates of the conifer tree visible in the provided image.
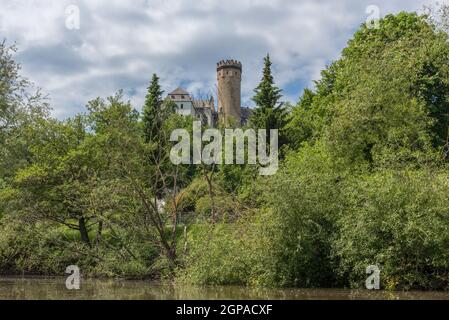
[142,74,164,143]
[249,54,286,132]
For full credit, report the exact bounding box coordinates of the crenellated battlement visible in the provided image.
[217,59,242,71]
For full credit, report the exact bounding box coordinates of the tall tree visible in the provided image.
[7,116,98,247]
[0,40,48,180]
[142,74,164,143]
[320,12,449,168]
[89,92,189,273]
[249,54,286,132]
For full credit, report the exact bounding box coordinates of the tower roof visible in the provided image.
[169,87,190,95]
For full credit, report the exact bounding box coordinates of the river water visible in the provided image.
[0,277,448,300]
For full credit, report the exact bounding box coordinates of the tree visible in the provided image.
[87,92,191,273]
[326,12,448,169]
[0,40,49,180]
[141,74,177,178]
[249,55,288,154]
[286,12,448,169]
[142,74,164,143]
[284,89,317,150]
[0,40,31,134]
[6,116,99,247]
[249,55,287,132]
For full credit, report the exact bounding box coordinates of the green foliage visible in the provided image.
[252,144,343,287]
[0,216,161,278]
[288,12,449,156]
[2,8,449,290]
[323,12,448,168]
[142,74,163,142]
[178,222,258,285]
[8,115,100,247]
[0,40,47,135]
[182,143,341,287]
[0,219,93,275]
[334,168,449,290]
[284,89,318,150]
[142,74,176,143]
[0,41,49,181]
[167,178,209,218]
[249,54,288,148]
[180,10,449,290]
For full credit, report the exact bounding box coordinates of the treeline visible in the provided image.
[1,9,449,290]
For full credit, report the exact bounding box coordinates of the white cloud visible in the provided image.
[0,0,444,118]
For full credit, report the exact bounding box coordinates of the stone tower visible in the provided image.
[217,59,242,125]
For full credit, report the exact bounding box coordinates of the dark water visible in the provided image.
[0,277,448,300]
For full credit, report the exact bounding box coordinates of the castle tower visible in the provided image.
[217,59,242,126]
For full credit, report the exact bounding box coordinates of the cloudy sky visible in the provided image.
[0,0,444,118]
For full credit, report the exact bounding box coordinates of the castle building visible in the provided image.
[167,87,216,126]
[167,59,250,127]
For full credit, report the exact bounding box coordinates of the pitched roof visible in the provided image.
[169,87,189,95]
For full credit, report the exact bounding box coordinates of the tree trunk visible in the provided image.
[78,217,91,247]
[165,247,177,275]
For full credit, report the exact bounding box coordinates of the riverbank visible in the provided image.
[1,277,449,300]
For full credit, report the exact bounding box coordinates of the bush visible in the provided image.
[180,144,346,287]
[178,223,255,285]
[181,143,449,290]
[333,168,449,290]
[0,220,95,275]
[0,217,163,278]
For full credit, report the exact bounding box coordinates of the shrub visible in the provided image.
[333,168,449,290]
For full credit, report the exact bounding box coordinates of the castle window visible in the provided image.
[181,104,184,109]
[171,95,175,99]
[181,95,185,99]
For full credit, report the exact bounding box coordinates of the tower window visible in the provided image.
[181,104,184,109]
